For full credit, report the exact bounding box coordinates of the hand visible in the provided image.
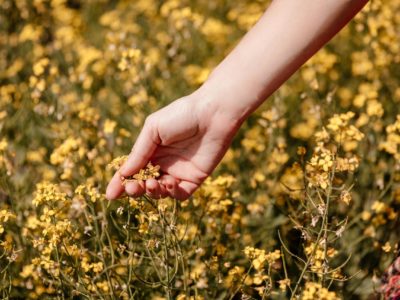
[106,91,242,200]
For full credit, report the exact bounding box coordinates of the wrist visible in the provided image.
[192,75,256,126]
[187,83,245,133]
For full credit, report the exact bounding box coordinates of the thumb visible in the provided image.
[119,116,159,177]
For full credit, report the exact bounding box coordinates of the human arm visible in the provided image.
[197,0,369,124]
[106,0,369,200]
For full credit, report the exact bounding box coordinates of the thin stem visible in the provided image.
[229,265,253,300]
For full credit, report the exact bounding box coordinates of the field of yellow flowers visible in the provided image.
[0,0,399,299]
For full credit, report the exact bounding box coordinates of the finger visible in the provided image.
[145,178,161,199]
[106,172,126,200]
[159,183,168,198]
[159,174,179,197]
[176,181,198,200]
[158,175,171,198]
[153,156,208,183]
[124,180,145,198]
[159,174,178,189]
[120,117,159,177]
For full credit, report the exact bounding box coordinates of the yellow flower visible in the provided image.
[339,190,352,205]
[50,137,82,165]
[278,278,291,291]
[32,58,49,76]
[91,262,104,273]
[301,282,340,300]
[371,201,386,213]
[103,119,117,134]
[107,155,128,171]
[0,210,15,223]
[32,182,67,207]
[297,146,307,156]
[382,242,391,253]
[96,280,109,293]
[121,162,161,183]
[366,99,384,117]
[75,183,101,203]
[244,247,280,271]
[183,65,211,86]
[20,264,35,279]
[0,138,7,151]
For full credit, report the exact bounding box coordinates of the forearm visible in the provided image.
[196,0,368,123]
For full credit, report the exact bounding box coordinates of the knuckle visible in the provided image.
[144,114,156,126]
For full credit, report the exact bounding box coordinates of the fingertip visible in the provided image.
[159,175,181,199]
[145,178,161,199]
[125,180,144,197]
[145,178,158,189]
[160,174,179,190]
[106,172,125,200]
[105,189,117,201]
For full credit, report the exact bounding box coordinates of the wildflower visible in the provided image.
[382,242,392,253]
[251,273,269,285]
[301,282,340,300]
[0,138,7,151]
[32,182,67,207]
[297,146,307,156]
[118,49,141,71]
[107,155,128,171]
[339,190,352,205]
[32,58,49,76]
[244,247,280,271]
[116,206,124,215]
[0,210,15,235]
[129,198,139,208]
[103,119,117,134]
[20,264,35,279]
[335,156,360,172]
[183,65,211,85]
[335,225,346,237]
[50,137,82,165]
[278,278,291,291]
[96,280,110,293]
[91,262,104,273]
[131,162,160,180]
[366,99,384,117]
[116,161,161,184]
[226,265,245,285]
[379,115,400,160]
[314,127,330,142]
[75,184,101,203]
[371,201,386,213]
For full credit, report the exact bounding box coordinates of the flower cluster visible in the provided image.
[244,246,281,271]
[380,115,400,160]
[306,112,364,189]
[301,282,340,300]
[0,209,15,234]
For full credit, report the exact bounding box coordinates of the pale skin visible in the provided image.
[106,0,369,201]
